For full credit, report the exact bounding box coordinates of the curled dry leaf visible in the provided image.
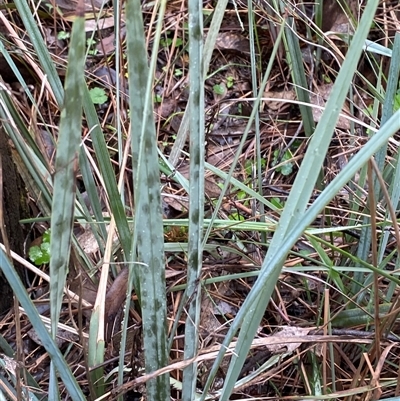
[199,278,237,339]
[264,85,351,129]
[199,293,223,340]
[27,327,79,349]
[263,89,296,111]
[265,326,312,354]
[214,32,250,53]
[1,354,19,376]
[310,83,351,129]
[162,195,189,214]
[179,162,222,198]
[76,216,118,255]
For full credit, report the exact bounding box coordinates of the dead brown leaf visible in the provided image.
[265,326,312,354]
[263,89,296,111]
[215,32,250,53]
[310,83,351,129]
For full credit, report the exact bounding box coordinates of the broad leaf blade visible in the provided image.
[126,0,170,398]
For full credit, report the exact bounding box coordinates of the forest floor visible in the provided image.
[1,0,400,399]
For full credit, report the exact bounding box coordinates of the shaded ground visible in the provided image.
[1,0,400,399]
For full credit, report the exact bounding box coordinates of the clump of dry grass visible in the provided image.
[1,0,400,400]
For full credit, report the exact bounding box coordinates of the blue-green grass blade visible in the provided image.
[202,22,285,250]
[168,0,229,166]
[50,0,85,338]
[0,249,85,400]
[247,0,265,242]
[78,149,107,242]
[375,34,400,174]
[82,87,131,255]
[354,34,400,290]
[126,0,169,398]
[48,5,85,397]
[182,0,204,397]
[377,33,400,262]
[14,0,63,106]
[200,1,380,398]
[0,90,52,215]
[0,336,46,400]
[0,41,39,113]
[158,150,190,193]
[209,106,400,399]
[284,14,315,137]
[240,114,400,396]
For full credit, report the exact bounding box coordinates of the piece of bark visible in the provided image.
[322,0,358,32]
[0,125,27,314]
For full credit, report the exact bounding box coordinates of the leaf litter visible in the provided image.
[1,0,400,399]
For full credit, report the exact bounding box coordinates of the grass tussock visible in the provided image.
[1,0,400,400]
